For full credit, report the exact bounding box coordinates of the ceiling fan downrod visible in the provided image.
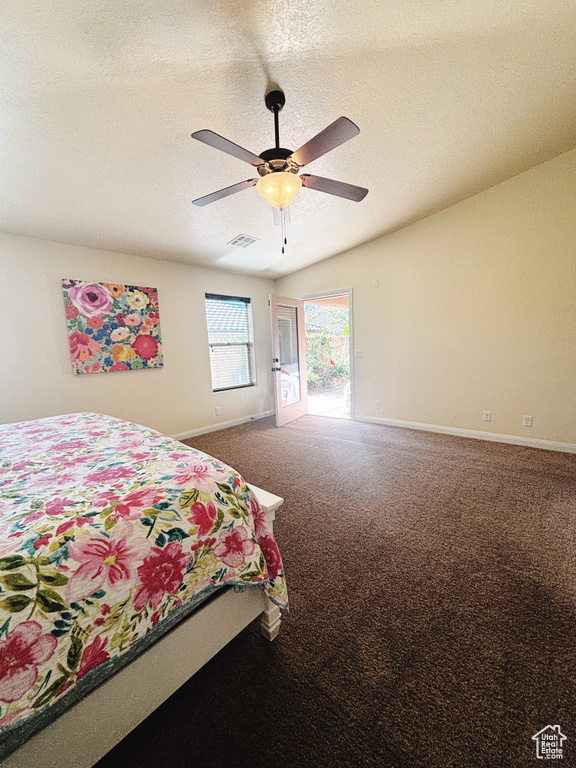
[259,90,293,169]
[265,89,285,150]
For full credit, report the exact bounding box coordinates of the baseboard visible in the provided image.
[171,410,273,441]
[354,415,576,454]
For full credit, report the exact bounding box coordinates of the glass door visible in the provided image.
[270,294,308,426]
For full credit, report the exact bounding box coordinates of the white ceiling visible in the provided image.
[1,1,575,278]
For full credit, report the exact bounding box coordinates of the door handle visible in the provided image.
[271,367,281,372]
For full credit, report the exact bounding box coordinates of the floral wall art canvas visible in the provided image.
[62,279,163,374]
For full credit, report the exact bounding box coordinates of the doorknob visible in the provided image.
[271,367,281,372]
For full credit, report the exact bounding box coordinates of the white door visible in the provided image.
[270,294,308,427]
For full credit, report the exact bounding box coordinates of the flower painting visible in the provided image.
[62,279,163,374]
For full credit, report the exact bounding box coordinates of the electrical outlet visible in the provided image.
[483,410,491,422]
[373,278,380,287]
[354,349,362,358]
[374,400,380,410]
[523,415,532,427]
[215,407,222,416]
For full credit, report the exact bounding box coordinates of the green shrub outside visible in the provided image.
[305,305,350,393]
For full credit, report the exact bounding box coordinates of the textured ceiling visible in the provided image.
[1,1,575,277]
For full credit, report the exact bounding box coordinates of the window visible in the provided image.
[205,294,256,391]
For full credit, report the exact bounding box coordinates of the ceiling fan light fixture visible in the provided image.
[256,171,302,210]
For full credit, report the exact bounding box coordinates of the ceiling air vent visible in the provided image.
[227,234,260,248]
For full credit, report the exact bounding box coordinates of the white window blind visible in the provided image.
[205,294,256,391]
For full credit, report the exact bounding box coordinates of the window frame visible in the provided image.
[204,293,256,393]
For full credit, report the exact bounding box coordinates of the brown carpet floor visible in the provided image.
[97,416,576,767]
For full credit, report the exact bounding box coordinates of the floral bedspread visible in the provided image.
[0,413,287,738]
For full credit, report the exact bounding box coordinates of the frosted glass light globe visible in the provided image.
[256,172,302,210]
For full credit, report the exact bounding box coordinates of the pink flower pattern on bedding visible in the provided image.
[0,413,288,732]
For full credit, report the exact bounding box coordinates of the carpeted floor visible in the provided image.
[97,416,576,767]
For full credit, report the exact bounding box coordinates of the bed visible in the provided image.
[0,413,287,767]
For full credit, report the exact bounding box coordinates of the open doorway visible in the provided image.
[304,293,351,419]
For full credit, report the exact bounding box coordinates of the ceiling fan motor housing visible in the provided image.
[257,148,299,176]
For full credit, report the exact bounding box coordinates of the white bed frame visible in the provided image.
[0,485,283,768]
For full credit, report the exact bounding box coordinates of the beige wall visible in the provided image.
[0,233,275,435]
[3,148,575,444]
[277,149,576,445]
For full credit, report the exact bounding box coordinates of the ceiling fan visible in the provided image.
[191,90,368,218]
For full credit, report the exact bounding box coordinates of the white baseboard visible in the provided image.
[171,410,273,441]
[355,415,576,454]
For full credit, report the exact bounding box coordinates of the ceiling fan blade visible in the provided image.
[288,117,360,168]
[273,206,291,226]
[191,130,264,168]
[192,179,258,207]
[300,174,368,202]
